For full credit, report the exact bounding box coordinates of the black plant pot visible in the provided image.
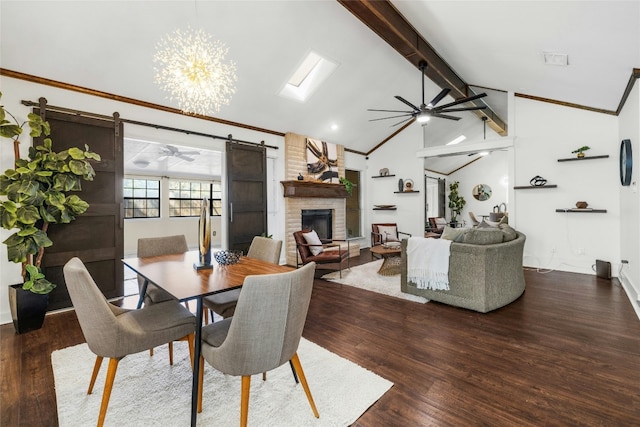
[8,284,49,334]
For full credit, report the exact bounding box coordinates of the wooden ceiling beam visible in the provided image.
[339,0,507,136]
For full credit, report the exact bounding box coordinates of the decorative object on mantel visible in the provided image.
[194,197,213,270]
[379,168,390,176]
[398,178,404,192]
[154,27,237,116]
[575,201,589,209]
[404,179,414,192]
[529,175,548,186]
[297,173,304,181]
[571,145,591,158]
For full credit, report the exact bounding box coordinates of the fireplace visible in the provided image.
[302,209,333,240]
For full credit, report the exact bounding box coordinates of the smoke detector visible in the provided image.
[543,52,569,66]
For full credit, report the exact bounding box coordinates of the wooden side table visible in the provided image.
[369,245,402,276]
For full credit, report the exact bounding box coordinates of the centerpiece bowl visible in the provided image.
[214,250,243,266]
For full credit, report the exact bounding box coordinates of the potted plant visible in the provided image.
[339,176,353,195]
[448,181,466,224]
[0,93,101,333]
[572,145,591,158]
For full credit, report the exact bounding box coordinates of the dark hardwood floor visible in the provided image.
[2,249,640,426]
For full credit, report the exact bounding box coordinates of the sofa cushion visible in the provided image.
[461,228,503,245]
[302,230,324,255]
[377,225,398,241]
[441,226,467,242]
[499,224,518,242]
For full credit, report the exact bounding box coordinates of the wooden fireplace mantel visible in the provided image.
[281,180,349,198]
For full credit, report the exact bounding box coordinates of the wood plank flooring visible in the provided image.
[2,250,640,426]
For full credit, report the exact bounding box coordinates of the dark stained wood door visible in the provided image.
[35,108,124,310]
[226,142,267,254]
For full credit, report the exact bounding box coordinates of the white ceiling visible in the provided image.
[1,1,638,176]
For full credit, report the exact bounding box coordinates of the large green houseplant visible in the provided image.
[448,181,466,224]
[0,93,100,332]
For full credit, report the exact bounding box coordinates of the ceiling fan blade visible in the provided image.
[390,117,415,127]
[394,95,420,111]
[369,114,413,122]
[435,93,487,110]
[177,154,195,162]
[438,105,487,113]
[431,113,462,121]
[427,88,451,107]
[367,108,414,113]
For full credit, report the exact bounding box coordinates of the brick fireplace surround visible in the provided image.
[283,132,347,266]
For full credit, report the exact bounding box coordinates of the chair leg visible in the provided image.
[290,353,319,418]
[240,375,251,427]
[186,333,195,369]
[88,356,103,394]
[197,355,204,413]
[97,358,119,427]
[289,360,299,384]
[168,342,174,365]
[204,309,209,325]
[149,348,154,357]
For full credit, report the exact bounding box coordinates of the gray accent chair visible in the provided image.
[401,231,526,313]
[203,236,282,321]
[63,257,196,427]
[137,234,191,362]
[137,235,189,306]
[197,262,319,426]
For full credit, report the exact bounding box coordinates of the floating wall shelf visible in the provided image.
[514,185,558,190]
[394,191,420,194]
[557,155,609,162]
[373,207,397,211]
[555,208,607,213]
[372,174,396,178]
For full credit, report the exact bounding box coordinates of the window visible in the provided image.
[169,180,222,217]
[123,178,160,218]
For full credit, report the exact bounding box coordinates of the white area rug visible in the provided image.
[52,338,392,427]
[322,259,428,304]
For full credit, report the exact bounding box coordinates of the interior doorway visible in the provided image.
[425,175,445,228]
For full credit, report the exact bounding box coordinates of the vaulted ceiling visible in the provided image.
[1,1,638,176]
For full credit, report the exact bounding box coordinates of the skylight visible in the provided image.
[279,51,338,102]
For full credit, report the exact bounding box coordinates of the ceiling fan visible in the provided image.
[368,61,488,126]
[158,144,200,162]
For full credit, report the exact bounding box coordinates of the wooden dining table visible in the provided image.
[122,250,293,427]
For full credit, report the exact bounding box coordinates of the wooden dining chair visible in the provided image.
[203,236,282,322]
[197,262,319,426]
[63,257,196,427]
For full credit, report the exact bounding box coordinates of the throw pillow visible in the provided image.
[441,226,468,242]
[302,230,324,256]
[461,228,503,245]
[499,224,518,242]
[377,225,399,241]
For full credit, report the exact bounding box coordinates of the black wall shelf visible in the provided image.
[555,208,607,213]
[394,191,420,194]
[557,155,609,162]
[372,174,396,178]
[373,207,397,211]
[514,185,558,190]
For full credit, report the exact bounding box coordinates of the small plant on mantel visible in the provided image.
[571,145,591,158]
[0,93,101,293]
[339,176,353,195]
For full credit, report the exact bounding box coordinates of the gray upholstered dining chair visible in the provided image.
[137,234,192,362]
[63,257,196,427]
[203,236,282,322]
[197,262,319,426]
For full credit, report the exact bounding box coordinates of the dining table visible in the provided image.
[122,250,293,427]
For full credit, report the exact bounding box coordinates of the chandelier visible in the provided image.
[154,27,237,116]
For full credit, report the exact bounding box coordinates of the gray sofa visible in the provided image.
[401,229,526,313]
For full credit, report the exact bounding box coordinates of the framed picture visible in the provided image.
[306,138,338,182]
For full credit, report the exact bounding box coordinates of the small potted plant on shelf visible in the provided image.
[0,93,101,333]
[571,145,591,158]
[448,181,466,225]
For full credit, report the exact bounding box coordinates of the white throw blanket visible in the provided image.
[407,237,451,290]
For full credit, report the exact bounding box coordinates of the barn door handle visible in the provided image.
[119,203,124,229]
[230,202,233,223]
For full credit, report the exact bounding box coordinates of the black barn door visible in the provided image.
[226,142,267,254]
[35,107,124,310]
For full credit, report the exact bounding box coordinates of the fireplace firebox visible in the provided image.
[301,209,333,240]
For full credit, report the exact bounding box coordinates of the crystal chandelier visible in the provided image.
[154,27,237,116]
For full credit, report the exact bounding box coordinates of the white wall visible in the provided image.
[618,82,640,306]
[0,76,286,325]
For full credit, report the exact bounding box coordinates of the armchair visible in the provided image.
[293,229,349,278]
[427,217,449,237]
[371,223,411,247]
